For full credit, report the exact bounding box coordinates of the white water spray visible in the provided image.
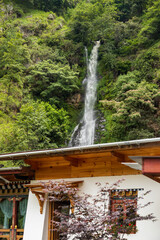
[69,41,100,146]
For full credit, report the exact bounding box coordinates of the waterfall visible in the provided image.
[69,41,100,146]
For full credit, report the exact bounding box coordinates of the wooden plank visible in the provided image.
[0,237,10,239]
[117,147,160,156]
[68,151,113,159]
[35,154,141,180]
[37,156,118,169]
[32,190,44,194]
[0,229,10,232]
[25,183,42,188]
[35,162,140,180]
[63,156,79,167]
[25,159,39,170]
[0,235,10,240]
[16,229,24,232]
[36,166,71,180]
[71,168,111,178]
[16,236,23,240]
[28,151,113,162]
[38,160,70,168]
[26,156,66,162]
[111,151,125,162]
[73,160,112,169]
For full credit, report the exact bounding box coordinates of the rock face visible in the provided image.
[68,93,82,107]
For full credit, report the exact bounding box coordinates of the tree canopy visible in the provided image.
[1,0,160,166]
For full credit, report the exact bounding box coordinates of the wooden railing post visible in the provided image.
[11,197,17,240]
[10,228,12,240]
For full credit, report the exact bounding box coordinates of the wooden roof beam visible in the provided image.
[31,190,45,214]
[111,151,126,162]
[26,180,83,214]
[64,156,80,167]
[0,167,34,175]
[26,181,83,189]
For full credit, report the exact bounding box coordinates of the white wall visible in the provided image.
[42,199,49,240]
[23,191,48,240]
[24,175,160,240]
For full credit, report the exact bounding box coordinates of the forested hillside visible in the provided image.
[1,0,160,161]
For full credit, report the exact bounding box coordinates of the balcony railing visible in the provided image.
[0,228,24,240]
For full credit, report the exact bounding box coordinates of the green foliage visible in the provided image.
[0,28,29,116]
[101,71,160,141]
[1,0,160,167]
[139,0,160,43]
[134,43,160,82]
[0,101,70,153]
[115,0,148,22]
[0,7,81,159]
[27,60,79,107]
[15,101,70,149]
[26,0,79,14]
[68,0,116,45]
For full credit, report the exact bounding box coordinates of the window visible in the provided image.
[0,198,28,240]
[49,201,70,240]
[110,189,138,234]
[0,198,28,230]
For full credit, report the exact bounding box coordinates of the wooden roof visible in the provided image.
[0,167,35,183]
[1,138,160,180]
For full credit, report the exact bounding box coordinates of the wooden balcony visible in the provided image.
[0,228,24,240]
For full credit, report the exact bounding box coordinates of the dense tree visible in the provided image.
[0,101,71,154]
[139,0,160,44]
[68,0,116,45]
[26,0,79,14]
[1,0,160,161]
[115,0,148,22]
[15,101,70,148]
[27,60,79,107]
[101,71,160,141]
[0,29,29,117]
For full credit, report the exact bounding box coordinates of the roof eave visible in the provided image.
[0,137,160,161]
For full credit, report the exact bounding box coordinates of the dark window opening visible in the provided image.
[49,201,70,240]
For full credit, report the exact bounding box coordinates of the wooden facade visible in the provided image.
[0,182,29,240]
[0,167,34,240]
[1,139,160,181]
[24,144,160,181]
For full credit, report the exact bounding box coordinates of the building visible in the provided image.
[0,138,160,240]
[0,167,34,240]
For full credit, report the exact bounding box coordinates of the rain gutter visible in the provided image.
[0,137,160,161]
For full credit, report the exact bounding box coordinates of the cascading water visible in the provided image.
[69,41,100,146]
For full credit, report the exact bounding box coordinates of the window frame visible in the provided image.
[48,200,71,240]
[109,189,138,234]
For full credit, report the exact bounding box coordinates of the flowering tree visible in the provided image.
[42,180,155,240]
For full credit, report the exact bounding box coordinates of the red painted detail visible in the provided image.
[143,158,160,174]
[11,197,17,240]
